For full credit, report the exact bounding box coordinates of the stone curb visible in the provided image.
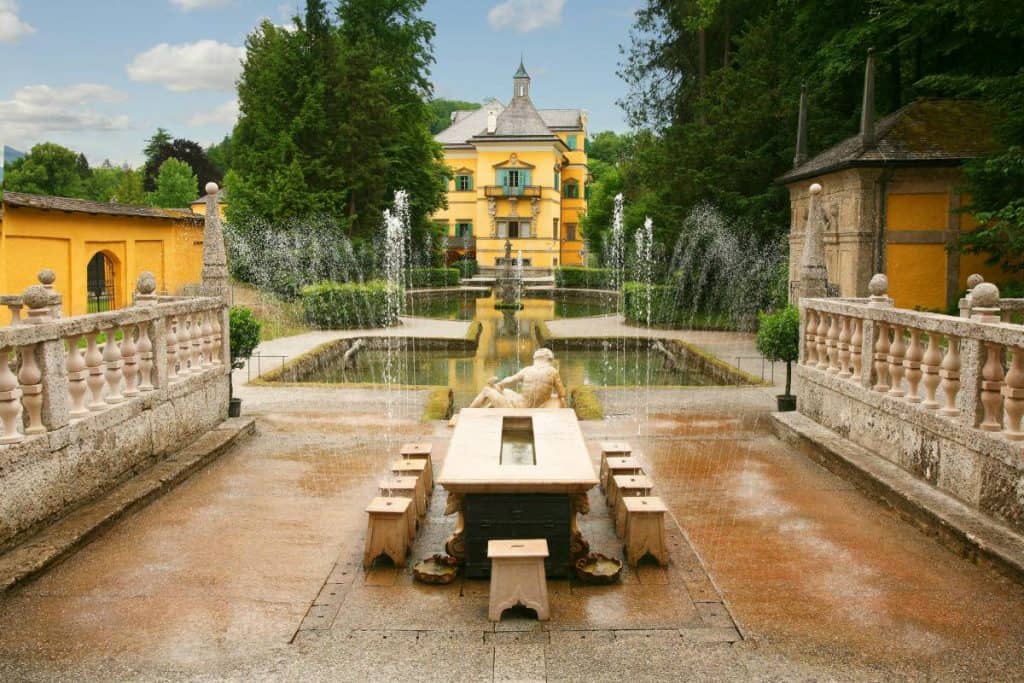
[0,416,256,596]
[772,411,1024,584]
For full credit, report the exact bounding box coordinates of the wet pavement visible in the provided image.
[1,381,1023,681]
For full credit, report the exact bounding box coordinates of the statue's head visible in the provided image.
[533,348,555,365]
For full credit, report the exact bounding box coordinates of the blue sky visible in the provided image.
[0,0,636,167]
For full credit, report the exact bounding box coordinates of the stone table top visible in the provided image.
[438,408,599,494]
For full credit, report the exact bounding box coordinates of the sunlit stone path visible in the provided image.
[1,371,1022,680]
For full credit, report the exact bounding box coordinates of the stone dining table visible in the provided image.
[438,408,599,578]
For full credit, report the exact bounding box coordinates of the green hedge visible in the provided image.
[554,267,613,289]
[409,267,460,288]
[300,281,400,329]
[453,258,478,278]
[623,282,736,330]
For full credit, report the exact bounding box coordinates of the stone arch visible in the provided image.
[85,250,121,312]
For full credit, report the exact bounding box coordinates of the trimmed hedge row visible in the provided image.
[453,258,478,278]
[554,267,614,289]
[300,281,400,329]
[409,267,460,288]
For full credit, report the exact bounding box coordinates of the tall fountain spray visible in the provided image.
[609,193,626,291]
[382,190,410,423]
[495,239,524,311]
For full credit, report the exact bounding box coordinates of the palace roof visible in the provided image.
[778,99,1001,184]
[437,103,586,147]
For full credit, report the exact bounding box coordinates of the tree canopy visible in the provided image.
[148,158,199,209]
[142,133,222,198]
[3,142,90,198]
[428,99,482,134]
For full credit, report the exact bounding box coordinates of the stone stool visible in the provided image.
[379,475,426,519]
[605,456,644,509]
[487,539,550,622]
[400,442,434,494]
[613,474,654,537]
[364,497,413,568]
[391,459,429,503]
[623,496,668,567]
[599,441,632,490]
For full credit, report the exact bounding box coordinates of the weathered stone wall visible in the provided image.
[0,370,228,550]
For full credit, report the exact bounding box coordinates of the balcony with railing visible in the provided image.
[446,235,476,251]
[484,185,542,198]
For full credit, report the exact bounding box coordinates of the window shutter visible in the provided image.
[467,175,473,190]
[522,170,532,186]
[498,222,508,238]
[521,221,531,238]
[498,169,508,186]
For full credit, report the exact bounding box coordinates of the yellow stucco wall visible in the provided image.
[0,205,205,324]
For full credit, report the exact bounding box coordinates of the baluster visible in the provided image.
[804,310,817,365]
[903,328,924,403]
[979,343,1005,431]
[122,324,139,397]
[873,322,891,392]
[0,347,23,443]
[815,312,829,370]
[850,318,863,380]
[887,325,907,397]
[201,311,214,368]
[17,343,44,435]
[166,315,178,381]
[1003,347,1024,440]
[920,333,942,409]
[190,312,203,372]
[66,336,89,418]
[103,326,124,404]
[939,336,961,416]
[837,316,852,378]
[179,314,192,373]
[138,320,155,391]
[826,314,840,373]
[85,332,106,410]
[211,311,223,365]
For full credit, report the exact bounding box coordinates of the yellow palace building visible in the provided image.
[433,61,588,272]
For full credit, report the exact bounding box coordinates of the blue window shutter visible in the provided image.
[567,135,577,150]
[522,170,532,186]
[498,169,508,186]
[467,175,473,190]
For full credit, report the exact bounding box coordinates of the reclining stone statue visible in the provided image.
[468,347,567,410]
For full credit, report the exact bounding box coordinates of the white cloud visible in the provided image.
[126,40,244,92]
[0,83,131,145]
[188,99,239,127]
[0,0,35,43]
[488,0,565,33]
[170,0,230,10]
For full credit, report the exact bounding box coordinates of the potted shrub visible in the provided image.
[228,306,262,417]
[756,305,800,412]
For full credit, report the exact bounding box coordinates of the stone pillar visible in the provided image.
[798,183,829,300]
[201,182,231,303]
[959,273,984,318]
[965,283,1001,427]
[21,285,70,433]
[37,268,61,318]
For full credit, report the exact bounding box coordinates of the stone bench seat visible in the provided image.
[613,474,654,537]
[400,442,434,494]
[598,441,632,490]
[623,496,668,567]
[604,456,644,509]
[379,475,426,519]
[364,496,413,568]
[487,539,550,622]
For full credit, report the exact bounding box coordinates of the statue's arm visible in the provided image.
[497,369,526,389]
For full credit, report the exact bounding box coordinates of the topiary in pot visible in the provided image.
[228,307,262,416]
[756,305,800,412]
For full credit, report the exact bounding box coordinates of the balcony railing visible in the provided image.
[446,235,476,250]
[484,185,542,198]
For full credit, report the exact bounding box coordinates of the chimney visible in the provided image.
[486,110,497,134]
[793,83,808,168]
[860,48,876,149]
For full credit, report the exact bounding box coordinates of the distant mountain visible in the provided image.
[1,145,27,184]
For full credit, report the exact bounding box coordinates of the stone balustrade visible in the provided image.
[798,274,1024,534]
[1,269,64,326]
[0,272,229,550]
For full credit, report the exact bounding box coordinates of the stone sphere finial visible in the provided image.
[966,273,984,290]
[21,285,51,311]
[971,281,1000,308]
[205,181,219,197]
[136,271,157,295]
[37,268,56,286]
[809,183,822,195]
[868,273,888,297]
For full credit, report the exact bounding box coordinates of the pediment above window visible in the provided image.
[492,153,536,169]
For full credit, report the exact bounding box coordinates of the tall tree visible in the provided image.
[148,158,199,208]
[3,142,91,197]
[428,99,482,134]
[142,137,222,196]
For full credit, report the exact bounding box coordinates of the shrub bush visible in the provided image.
[229,307,262,370]
[300,281,400,329]
[554,267,614,289]
[409,267,460,288]
[453,258,478,278]
[756,305,801,396]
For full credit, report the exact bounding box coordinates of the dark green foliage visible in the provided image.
[756,305,801,395]
[408,268,459,288]
[230,0,449,238]
[453,258,478,278]
[148,158,198,208]
[207,134,234,176]
[623,282,736,330]
[229,307,263,369]
[554,267,614,289]
[429,99,481,134]
[142,135,222,197]
[4,142,90,197]
[300,280,400,329]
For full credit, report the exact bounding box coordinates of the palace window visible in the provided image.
[563,181,580,199]
[566,135,578,150]
[497,220,531,239]
[566,223,578,241]
[553,218,559,239]
[455,222,473,237]
[455,174,473,191]
[499,168,530,187]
